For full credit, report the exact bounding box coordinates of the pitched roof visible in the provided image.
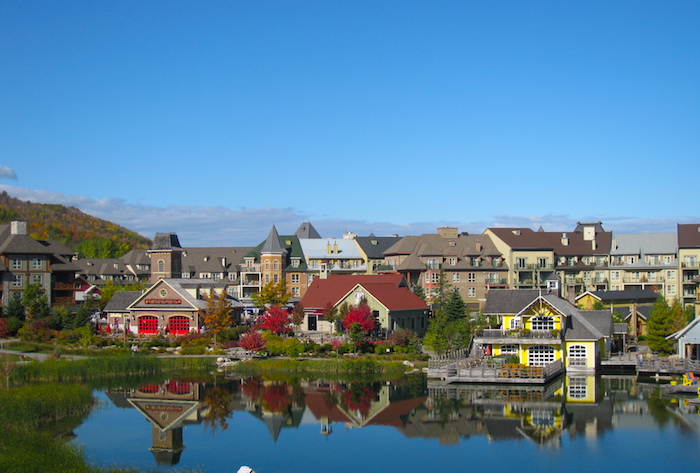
[355,236,403,259]
[261,225,287,255]
[678,223,700,248]
[482,289,541,314]
[300,274,427,311]
[610,233,677,255]
[149,233,182,251]
[103,291,142,311]
[294,222,322,239]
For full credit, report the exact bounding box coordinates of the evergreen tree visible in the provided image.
[412,284,426,301]
[431,269,451,318]
[72,303,93,330]
[443,289,466,321]
[646,296,687,355]
[2,295,24,320]
[51,305,72,330]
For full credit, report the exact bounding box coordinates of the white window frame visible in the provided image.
[568,344,587,367]
[530,316,555,331]
[468,272,476,282]
[528,345,555,367]
[452,273,460,283]
[467,287,476,298]
[291,274,300,284]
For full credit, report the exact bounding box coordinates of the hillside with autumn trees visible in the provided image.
[0,191,151,257]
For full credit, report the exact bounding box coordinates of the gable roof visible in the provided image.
[483,289,541,314]
[103,291,142,311]
[300,274,427,311]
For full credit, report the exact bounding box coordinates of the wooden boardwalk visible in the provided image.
[428,356,564,385]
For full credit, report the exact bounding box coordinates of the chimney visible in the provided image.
[475,241,482,252]
[11,221,27,235]
[561,233,568,246]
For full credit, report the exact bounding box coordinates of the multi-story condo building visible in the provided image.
[678,224,700,311]
[485,222,613,301]
[383,227,507,310]
[0,220,79,308]
[608,233,677,301]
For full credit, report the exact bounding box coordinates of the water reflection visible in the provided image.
[97,374,700,468]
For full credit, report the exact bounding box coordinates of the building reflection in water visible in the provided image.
[104,374,700,466]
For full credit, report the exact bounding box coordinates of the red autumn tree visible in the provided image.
[258,305,291,336]
[238,329,267,353]
[343,304,375,334]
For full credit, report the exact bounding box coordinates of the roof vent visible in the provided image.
[512,230,521,236]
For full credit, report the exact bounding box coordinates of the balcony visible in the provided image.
[682,261,700,269]
[485,278,508,285]
[53,282,77,290]
[527,263,555,270]
[53,296,73,306]
[474,328,561,343]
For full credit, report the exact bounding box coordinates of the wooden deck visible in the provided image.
[428,357,564,385]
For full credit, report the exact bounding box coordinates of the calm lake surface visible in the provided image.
[72,374,700,473]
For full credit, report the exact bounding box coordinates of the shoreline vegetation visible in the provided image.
[0,352,421,473]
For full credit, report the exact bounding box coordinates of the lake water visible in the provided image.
[72,374,700,473]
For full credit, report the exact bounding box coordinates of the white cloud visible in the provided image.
[0,166,18,180]
[0,185,697,247]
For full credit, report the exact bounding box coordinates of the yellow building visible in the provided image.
[478,290,613,373]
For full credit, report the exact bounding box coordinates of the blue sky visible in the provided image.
[1,1,699,246]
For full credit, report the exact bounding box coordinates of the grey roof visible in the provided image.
[483,290,541,314]
[261,225,287,255]
[150,233,182,251]
[103,291,142,311]
[0,234,55,254]
[294,222,321,239]
[610,233,677,255]
[579,289,659,303]
[355,236,403,259]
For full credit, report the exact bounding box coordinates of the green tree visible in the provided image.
[22,283,50,321]
[592,300,606,311]
[251,280,290,309]
[647,296,689,355]
[422,304,474,355]
[2,295,25,320]
[204,289,233,345]
[412,284,426,301]
[71,303,93,330]
[443,289,466,322]
[430,269,451,318]
[51,305,72,330]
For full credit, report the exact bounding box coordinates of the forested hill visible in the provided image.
[0,191,151,257]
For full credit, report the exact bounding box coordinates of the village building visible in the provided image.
[382,227,507,310]
[0,220,79,308]
[298,273,430,336]
[103,278,243,336]
[477,289,613,373]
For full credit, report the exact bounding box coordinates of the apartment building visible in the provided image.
[678,224,700,313]
[383,227,507,310]
[0,220,79,307]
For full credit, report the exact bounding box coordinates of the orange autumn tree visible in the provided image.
[204,289,233,345]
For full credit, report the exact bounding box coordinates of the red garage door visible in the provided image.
[168,316,190,335]
[138,316,158,334]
